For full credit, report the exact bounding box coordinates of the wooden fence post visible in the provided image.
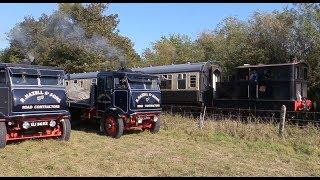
[279,105,286,138]
[198,106,206,129]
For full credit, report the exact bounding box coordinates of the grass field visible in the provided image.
[1,113,320,176]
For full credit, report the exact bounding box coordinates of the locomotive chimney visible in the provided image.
[21,59,32,65]
[21,52,35,65]
[119,60,126,70]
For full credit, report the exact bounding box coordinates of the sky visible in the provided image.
[0,3,290,55]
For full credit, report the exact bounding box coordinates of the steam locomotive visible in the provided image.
[133,61,313,114]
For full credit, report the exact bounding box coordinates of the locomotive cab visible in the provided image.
[215,62,312,112]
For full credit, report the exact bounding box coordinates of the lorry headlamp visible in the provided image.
[153,116,158,122]
[137,117,143,124]
[49,120,56,127]
[22,122,30,129]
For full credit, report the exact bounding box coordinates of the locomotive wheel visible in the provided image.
[0,122,7,148]
[149,118,161,133]
[102,116,124,138]
[58,119,71,141]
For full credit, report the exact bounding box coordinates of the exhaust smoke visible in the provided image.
[9,12,125,66]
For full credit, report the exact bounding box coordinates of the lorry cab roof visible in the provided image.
[65,69,158,80]
[0,62,64,70]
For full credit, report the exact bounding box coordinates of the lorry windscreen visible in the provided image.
[40,76,63,86]
[9,68,64,86]
[11,74,38,85]
[129,79,159,90]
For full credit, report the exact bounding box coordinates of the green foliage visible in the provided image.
[1,3,140,73]
[142,3,320,95]
[2,3,320,96]
[141,34,205,67]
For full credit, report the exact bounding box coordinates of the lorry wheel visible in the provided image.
[0,122,7,148]
[102,116,124,138]
[150,119,161,133]
[58,119,71,141]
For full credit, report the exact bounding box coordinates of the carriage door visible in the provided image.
[212,69,221,98]
[0,68,9,116]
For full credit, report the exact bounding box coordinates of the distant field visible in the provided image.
[1,113,320,176]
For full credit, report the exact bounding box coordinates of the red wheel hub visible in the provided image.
[105,117,117,135]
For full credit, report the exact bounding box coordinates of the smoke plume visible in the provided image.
[9,12,125,64]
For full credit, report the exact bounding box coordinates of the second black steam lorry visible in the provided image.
[65,68,162,138]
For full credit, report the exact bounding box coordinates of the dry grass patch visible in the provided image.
[0,113,320,176]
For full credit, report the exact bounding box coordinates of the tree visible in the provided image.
[2,3,141,73]
[196,17,269,78]
[141,34,205,67]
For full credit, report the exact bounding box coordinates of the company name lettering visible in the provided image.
[135,93,160,103]
[19,90,61,103]
[21,104,60,110]
[137,104,160,108]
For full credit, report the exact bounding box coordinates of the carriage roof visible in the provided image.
[131,61,221,74]
[236,62,308,69]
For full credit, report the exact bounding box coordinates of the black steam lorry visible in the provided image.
[65,68,162,138]
[0,63,71,148]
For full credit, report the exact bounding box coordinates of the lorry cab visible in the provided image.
[65,69,162,138]
[0,63,71,148]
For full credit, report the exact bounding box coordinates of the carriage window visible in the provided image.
[302,83,308,98]
[92,78,97,84]
[178,73,186,89]
[303,67,308,80]
[296,83,302,100]
[80,80,83,87]
[160,74,172,89]
[0,70,6,85]
[190,75,197,88]
[66,81,69,86]
[74,80,77,83]
[295,66,300,79]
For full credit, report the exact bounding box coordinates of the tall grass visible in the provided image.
[0,113,319,176]
[162,113,320,158]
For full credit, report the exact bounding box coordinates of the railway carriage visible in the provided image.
[132,61,222,107]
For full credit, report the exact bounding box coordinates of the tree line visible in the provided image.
[0,3,320,99]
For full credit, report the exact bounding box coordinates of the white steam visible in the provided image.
[9,12,125,64]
